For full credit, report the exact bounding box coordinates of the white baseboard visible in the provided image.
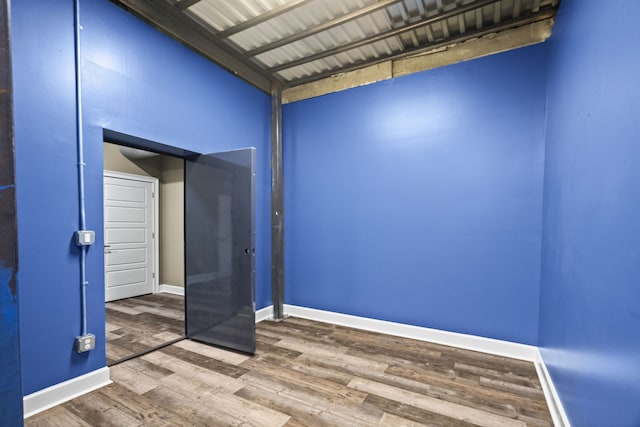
[158,284,184,296]
[23,367,111,419]
[535,350,571,427]
[255,305,273,323]
[283,304,539,362]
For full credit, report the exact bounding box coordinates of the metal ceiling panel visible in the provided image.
[187,0,285,31]
[119,0,561,90]
[249,10,401,64]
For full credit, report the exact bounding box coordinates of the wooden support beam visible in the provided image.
[282,18,555,104]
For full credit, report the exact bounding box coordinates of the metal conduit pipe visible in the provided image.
[74,0,91,346]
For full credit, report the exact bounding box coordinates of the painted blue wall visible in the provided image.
[12,0,270,395]
[539,1,640,425]
[0,265,22,424]
[283,45,547,345]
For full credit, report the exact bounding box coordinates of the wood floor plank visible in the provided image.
[349,376,527,427]
[281,419,311,427]
[309,320,532,376]
[236,384,375,427]
[142,352,244,394]
[235,384,341,427]
[365,394,475,427]
[378,412,429,427]
[64,391,144,426]
[386,362,551,411]
[445,347,540,379]
[159,345,249,378]
[244,351,354,385]
[256,332,281,345]
[363,364,522,419]
[28,316,553,427]
[239,360,369,404]
[454,362,541,388]
[255,339,304,359]
[106,293,184,364]
[134,304,184,321]
[332,328,443,361]
[174,338,250,365]
[152,330,183,341]
[105,322,122,333]
[143,384,239,427]
[258,318,334,338]
[109,363,162,395]
[275,336,389,372]
[479,376,545,398]
[95,384,178,426]
[239,371,384,426]
[25,406,92,427]
[148,377,291,427]
[195,386,291,427]
[106,304,142,316]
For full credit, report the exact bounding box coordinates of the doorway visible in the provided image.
[103,141,185,364]
[102,131,257,364]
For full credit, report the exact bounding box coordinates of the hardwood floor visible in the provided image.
[106,293,185,365]
[28,317,552,426]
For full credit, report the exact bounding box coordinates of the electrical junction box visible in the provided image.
[74,334,95,353]
[75,230,95,246]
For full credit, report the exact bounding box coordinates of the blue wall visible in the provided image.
[539,1,640,425]
[283,45,547,345]
[0,250,22,425]
[12,0,271,395]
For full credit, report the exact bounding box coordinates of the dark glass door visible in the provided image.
[185,148,255,354]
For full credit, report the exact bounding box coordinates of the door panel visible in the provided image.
[185,148,256,354]
[106,228,146,244]
[104,175,155,302]
[105,206,146,223]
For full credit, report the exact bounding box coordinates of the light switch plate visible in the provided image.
[75,230,95,246]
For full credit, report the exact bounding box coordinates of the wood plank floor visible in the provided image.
[28,317,553,426]
[106,293,185,365]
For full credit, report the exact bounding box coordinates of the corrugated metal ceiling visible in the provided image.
[114,0,559,91]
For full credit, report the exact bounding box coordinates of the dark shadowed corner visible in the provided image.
[0,0,24,424]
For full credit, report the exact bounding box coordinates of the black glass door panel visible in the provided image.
[185,148,255,354]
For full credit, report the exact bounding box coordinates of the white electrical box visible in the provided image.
[75,230,95,246]
[74,334,95,353]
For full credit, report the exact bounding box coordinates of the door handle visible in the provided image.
[104,245,112,254]
[244,248,255,256]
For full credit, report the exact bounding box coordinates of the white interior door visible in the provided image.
[104,172,156,302]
